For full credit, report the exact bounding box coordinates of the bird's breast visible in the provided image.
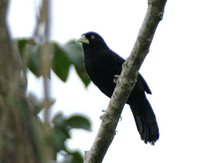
[85,58,116,98]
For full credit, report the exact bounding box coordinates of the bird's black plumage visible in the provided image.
[78,32,159,144]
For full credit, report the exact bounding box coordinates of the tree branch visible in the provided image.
[84,0,167,162]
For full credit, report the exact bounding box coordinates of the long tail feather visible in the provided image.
[130,95,159,145]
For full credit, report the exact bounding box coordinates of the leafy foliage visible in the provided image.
[17,38,92,162]
[51,112,91,162]
[28,94,91,162]
[17,38,91,87]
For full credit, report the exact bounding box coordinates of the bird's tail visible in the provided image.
[129,95,159,145]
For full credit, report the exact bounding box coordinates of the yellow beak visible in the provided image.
[77,35,90,44]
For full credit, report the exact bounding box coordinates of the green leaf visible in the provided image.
[65,114,91,131]
[17,38,35,55]
[52,113,68,130]
[51,128,68,152]
[61,150,83,163]
[67,151,83,163]
[63,40,91,87]
[70,151,83,163]
[17,38,41,77]
[75,66,90,87]
[53,113,91,132]
[52,43,71,81]
[29,45,41,77]
[63,40,84,69]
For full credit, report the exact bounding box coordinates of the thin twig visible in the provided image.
[34,0,53,161]
[35,0,52,124]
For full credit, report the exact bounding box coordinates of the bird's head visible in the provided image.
[77,32,108,50]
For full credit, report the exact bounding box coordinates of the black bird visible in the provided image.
[78,32,159,145]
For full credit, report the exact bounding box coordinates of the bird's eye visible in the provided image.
[91,35,95,39]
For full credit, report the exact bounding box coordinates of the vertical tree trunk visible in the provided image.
[0,1,45,162]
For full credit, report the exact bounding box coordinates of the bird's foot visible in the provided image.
[100,110,107,120]
[114,130,118,135]
[113,74,120,84]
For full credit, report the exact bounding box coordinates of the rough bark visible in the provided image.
[0,1,46,163]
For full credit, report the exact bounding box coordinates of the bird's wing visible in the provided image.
[109,50,152,95]
[138,73,152,94]
[109,50,124,72]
